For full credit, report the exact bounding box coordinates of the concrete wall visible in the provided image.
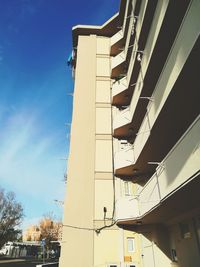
[169,217,200,267]
[94,36,121,267]
[60,35,96,267]
[140,216,200,267]
[140,226,172,267]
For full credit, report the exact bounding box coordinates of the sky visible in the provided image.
[0,0,119,230]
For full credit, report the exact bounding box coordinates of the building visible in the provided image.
[60,0,200,267]
[23,225,41,242]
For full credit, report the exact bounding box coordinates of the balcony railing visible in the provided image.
[115,116,200,223]
[111,50,126,70]
[111,1,139,76]
[111,0,151,101]
[115,196,139,222]
[111,30,123,47]
[113,0,200,146]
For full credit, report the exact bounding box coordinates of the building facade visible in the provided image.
[23,225,41,242]
[60,0,200,267]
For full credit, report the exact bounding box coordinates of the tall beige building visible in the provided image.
[60,1,200,267]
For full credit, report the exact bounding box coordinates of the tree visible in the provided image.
[39,213,62,247]
[0,187,24,248]
[23,213,62,245]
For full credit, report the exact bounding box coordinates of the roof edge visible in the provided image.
[72,12,120,48]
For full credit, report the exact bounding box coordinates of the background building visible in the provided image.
[60,0,200,267]
[23,225,41,242]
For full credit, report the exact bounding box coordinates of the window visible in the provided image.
[124,181,131,196]
[127,238,135,252]
[194,216,200,240]
[125,264,136,267]
[179,222,191,239]
[171,248,178,262]
[107,264,118,267]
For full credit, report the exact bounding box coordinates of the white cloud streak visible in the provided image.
[0,108,65,215]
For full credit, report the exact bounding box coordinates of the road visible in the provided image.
[0,258,58,267]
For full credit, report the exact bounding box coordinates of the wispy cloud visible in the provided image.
[0,107,66,222]
[19,0,44,19]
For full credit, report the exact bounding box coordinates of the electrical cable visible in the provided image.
[62,224,94,231]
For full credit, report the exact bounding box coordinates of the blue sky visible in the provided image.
[0,0,119,229]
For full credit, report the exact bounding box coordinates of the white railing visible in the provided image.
[115,196,139,221]
[111,0,138,70]
[111,0,172,112]
[111,0,148,98]
[111,30,123,46]
[115,116,200,222]
[111,50,126,69]
[129,0,200,164]
[113,1,170,112]
[110,0,129,48]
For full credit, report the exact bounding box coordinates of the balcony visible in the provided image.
[113,80,143,140]
[113,107,132,138]
[112,76,128,99]
[115,197,139,222]
[114,143,134,172]
[130,36,200,176]
[110,0,134,56]
[112,0,158,105]
[113,3,200,178]
[110,30,124,56]
[115,116,200,225]
[111,0,144,79]
[111,0,131,55]
[111,50,126,74]
[114,35,200,178]
[112,0,192,138]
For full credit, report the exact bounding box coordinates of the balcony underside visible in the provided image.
[112,60,128,80]
[117,171,200,229]
[112,59,141,106]
[114,37,200,180]
[111,38,125,57]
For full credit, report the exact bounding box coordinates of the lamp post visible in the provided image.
[41,238,46,264]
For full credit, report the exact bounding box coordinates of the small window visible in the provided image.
[171,248,178,262]
[108,265,118,267]
[179,223,191,239]
[127,238,135,252]
[125,264,136,267]
[124,181,131,196]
